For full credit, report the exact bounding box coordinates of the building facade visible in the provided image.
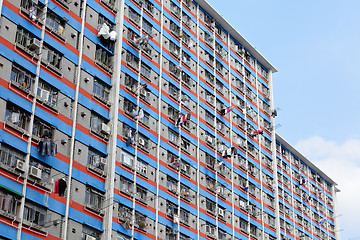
[0,0,339,239]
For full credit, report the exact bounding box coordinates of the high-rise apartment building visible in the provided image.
[0,0,339,239]
[275,135,340,240]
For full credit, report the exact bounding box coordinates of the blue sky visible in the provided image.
[206,0,360,239]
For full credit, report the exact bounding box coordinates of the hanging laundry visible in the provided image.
[245,187,249,193]
[138,109,144,120]
[299,177,306,185]
[122,219,131,230]
[173,214,180,224]
[319,217,327,225]
[29,6,37,21]
[54,180,59,194]
[271,110,277,118]
[97,23,110,39]
[175,113,191,128]
[109,30,117,41]
[220,106,234,116]
[126,129,134,146]
[38,138,57,156]
[11,112,20,124]
[222,146,237,159]
[134,35,149,47]
[132,109,139,117]
[58,178,67,197]
[272,184,277,191]
[251,129,263,138]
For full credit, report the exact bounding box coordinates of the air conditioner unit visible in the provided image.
[218,208,224,217]
[29,166,42,179]
[206,136,213,144]
[16,160,26,172]
[100,157,107,165]
[85,235,97,240]
[139,138,145,146]
[29,38,41,51]
[100,123,110,135]
[181,164,188,172]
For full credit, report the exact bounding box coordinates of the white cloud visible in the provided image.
[296,136,360,240]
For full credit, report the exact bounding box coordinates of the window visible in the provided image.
[166,201,178,217]
[134,212,147,230]
[90,112,107,134]
[205,70,214,85]
[204,52,214,65]
[85,187,104,212]
[168,105,179,121]
[205,222,216,236]
[10,65,34,92]
[124,74,137,92]
[181,138,190,152]
[136,160,147,176]
[167,176,178,193]
[180,184,190,200]
[0,144,25,173]
[126,51,139,70]
[170,2,180,18]
[206,198,216,214]
[117,233,131,240]
[169,83,180,101]
[5,103,30,132]
[135,185,147,203]
[121,151,134,167]
[181,72,192,88]
[46,10,66,37]
[82,226,101,240]
[120,177,134,195]
[205,32,213,46]
[0,188,21,218]
[182,51,191,66]
[239,218,247,231]
[182,31,191,47]
[123,98,137,116]
[216,60,223,74]
[206,177,216,192]
[15,27,39,56]
[32,117,53,139]
[140,111,150,126]
[169,41,180,58]
[205,153,215,168]
[143,0,154,14]
[87,149,106,172]
[182,12,191,28]
[166,227,177,240]
[142,19,153,34]
[216,80,224,94]
[205,90,214,106]
[37,80,58,107]
[168,129,179,145]
[129,8,141,25]
[218,229,226,240]
[169,62,181,79]
[180,208,189,224]
[23,201,47,227]
[141,63,151,79]
[205,110,214,125]
[93,79,110,103]
[98,14,115,31]
[118,204,132,222]
[170,21,181,38]
[95,45,112,70]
